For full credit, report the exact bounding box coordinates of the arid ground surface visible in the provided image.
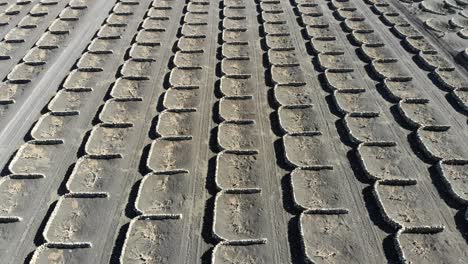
[0,0,467,263]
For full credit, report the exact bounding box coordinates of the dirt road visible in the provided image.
[0,0,466,263]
